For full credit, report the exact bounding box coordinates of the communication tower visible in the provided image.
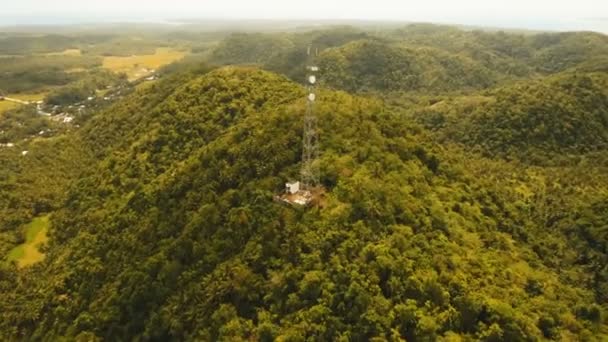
[300,46,320,189]
[276,46,325,206]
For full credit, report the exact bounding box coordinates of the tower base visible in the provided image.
[274,187,326,207]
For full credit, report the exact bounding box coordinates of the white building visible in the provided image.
[285,181,300,194]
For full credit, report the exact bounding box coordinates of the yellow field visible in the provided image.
[0,100,20,115]
[6,215,50,268]
[10,93,47,102]
[65,67,87,73]
[102,47,187,80]
[44,49,82,56]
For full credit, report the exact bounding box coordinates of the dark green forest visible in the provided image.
[0,23,607,341]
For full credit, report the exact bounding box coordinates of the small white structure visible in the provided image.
[21,151,28,156]
[308,75,316,84]
[87,96,95,101]
[308,93,316,102]
[285,181,301,194]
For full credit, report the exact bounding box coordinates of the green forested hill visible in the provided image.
[529,32,608,73]
[1,23,608,341]
[1,64,607,341]
[209,29,510,93]
[385,25,608,75]
[317,39,499,92]
[208,25,608,95]
[415,72,608,163]
[209,27,372,82]
[210,33,296,65]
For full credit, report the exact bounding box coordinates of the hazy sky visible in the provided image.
[2,0,608,32]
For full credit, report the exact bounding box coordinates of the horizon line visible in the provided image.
[0,16,606,35]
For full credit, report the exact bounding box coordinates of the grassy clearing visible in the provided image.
[102,47,187,80]
[0,100,20,115]
[6,215,50,268]
[0,92,47,116]
[10,92,47,102]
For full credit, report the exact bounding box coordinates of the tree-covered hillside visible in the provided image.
[1,64,607,340]
[317,39,498,92]
[209,27,372,82]
[1,23,607,341]
[208,25,608,94]
[385,24,608,75]
[415,72,608,163]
